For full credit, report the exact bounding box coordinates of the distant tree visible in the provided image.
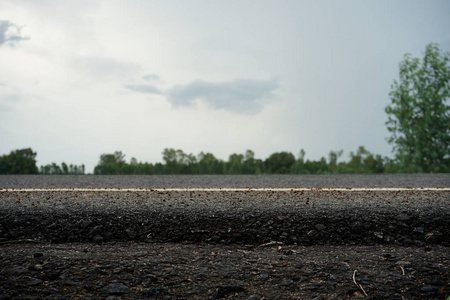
[226,153,243,174]
[61,162,69,174]
[304,157,329,174]
[162,148,197,174]
[328,150,343,174]
[0,148,38,174]
[198,152,223,174]
[40,162,85,175]
[291,149,306,174]
[265,152,295,174]
[242,150,258,174]
[385,43,450,172]
[344,146,385,174]
[94,151,126,174]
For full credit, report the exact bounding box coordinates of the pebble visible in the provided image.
[102,282,130,295]
[142,288,164,297]
[215,285,246,298]
[27,278,43,286]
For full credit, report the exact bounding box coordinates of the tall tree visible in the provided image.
[0,148,39,174]
[385,43,450,172]
[265,152,295,174]
[94,151,126,174]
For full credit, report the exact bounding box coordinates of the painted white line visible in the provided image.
[1,187,449,192]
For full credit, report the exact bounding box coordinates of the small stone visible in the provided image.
[102,282,130,295]
[28,264,43,271]
[314,224,326,231]
[385,236,395,243]
[65,280,80,286]
[374,232,384,239]
[12,266,27,275]
[215,286,245,299]
[279,280,294,286]
[126,229,136,239]
[413,227,425,234]
[420,286,438,293]
[93,235,104,243]
[27,278,43,286]
[142,288,164,297]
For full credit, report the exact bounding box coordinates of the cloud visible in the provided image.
[165,79,278,114]
[72,56,139,78]
[124,84,162,94]
[143,74,159,81]
[0,20,29,46]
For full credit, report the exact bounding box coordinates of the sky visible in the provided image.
[1,0,449,173]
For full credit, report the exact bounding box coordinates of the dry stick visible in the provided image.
[353,270,368,297]
[0,239,49,244]
[400,265,405,276]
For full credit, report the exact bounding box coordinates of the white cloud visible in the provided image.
[0,20,29,46]
[125,77,278,114]
[143,74,159,81]
[165,79,278,114]
[124,84,161,94]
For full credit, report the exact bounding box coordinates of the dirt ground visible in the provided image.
[1,241,449,299]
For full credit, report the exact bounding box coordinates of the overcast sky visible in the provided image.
[1,0,449,173]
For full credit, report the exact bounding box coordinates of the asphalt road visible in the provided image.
[1,174,449,245]
[1,173,450,188]
[1,175,449,299]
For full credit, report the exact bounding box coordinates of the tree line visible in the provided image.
[0,148,85,175]
[0,146,404,175]
[92,146,396,175]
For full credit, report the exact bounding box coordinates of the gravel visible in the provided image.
[0,242,449,299]
[0,188,449,245]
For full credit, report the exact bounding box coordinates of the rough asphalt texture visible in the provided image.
[0,174,449,299]
[1,174,450,188]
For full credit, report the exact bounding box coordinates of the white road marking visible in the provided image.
[1,187,449,192]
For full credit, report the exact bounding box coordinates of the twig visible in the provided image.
[400,265,405,276]
[353,270,368,297]
[259,241,283,247]
[0,239,50,244]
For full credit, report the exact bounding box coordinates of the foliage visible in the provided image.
[94,151,127,175]
[40,162,85,175]
[265,152,296,174]
[0,148,38,174]
[3,144,449,175]
[386,43,450,172]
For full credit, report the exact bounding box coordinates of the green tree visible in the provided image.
[0,148,39,174]
[94,151,126,174]
[385,43,450,172]
[345,146,384,174]
[61,162,69,174]
[198,152,223,174]
[328,150,343,174]
[304,157,329,174]
[226,153,243,174]
[242,150,255,174]
[265,152,295,174]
